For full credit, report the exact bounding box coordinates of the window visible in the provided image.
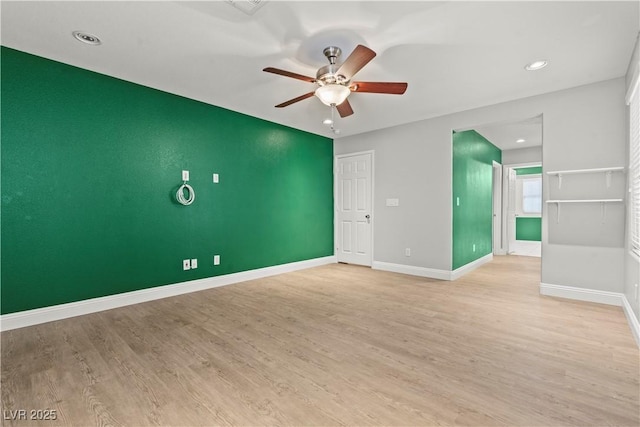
[522,177,542,214]
[629,75,640,257]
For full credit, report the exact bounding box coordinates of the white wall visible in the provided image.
[335,78,627,293]
[502,146,542,165]
[334,120,453,270]
[624,33,640,326]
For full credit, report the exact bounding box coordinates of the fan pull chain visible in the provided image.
[330,105,340,134]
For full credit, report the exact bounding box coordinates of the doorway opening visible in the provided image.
[457,114,543,266]
[503,162,542,257]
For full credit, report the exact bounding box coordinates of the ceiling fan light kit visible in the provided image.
[315,84,351,106]
[263,44,408,123]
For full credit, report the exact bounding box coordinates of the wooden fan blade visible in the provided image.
[263,67,316,83]
[275,92,315,108]
[336,99,354,118]
[336,45,376,80]
[350,82,408,94]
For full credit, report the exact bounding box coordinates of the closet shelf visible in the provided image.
[545,167,624,226]
[546,199,623,204]
[546,167,624,189]
[546,199,623,224]
[546,166,624,175]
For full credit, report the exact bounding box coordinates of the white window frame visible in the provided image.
[521,176,542,215]
[515,173,542,217]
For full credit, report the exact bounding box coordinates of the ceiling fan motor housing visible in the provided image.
[317,46,349,86]
[316,64,348,85]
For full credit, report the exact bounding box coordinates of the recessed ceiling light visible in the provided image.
[516,138,526,143]
[525,60,548,71]
[72,31,101,46]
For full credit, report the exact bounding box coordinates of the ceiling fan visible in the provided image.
[263,45,408,118]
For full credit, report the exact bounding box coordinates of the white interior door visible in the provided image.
[336,153,372,266]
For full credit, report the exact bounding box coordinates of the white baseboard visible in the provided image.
[1,256,337,332]
[372,261,451,280]
[622,295,640,347]
[539,283,640,348]
[372,253,493,281]
[539,282,624,306]
[450,254,493,280]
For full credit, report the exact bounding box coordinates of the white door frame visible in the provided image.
[334,150,375,266]
[502,161,542,255]
[492,161,505,255]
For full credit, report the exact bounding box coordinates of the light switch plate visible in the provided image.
[213,173,219,183]
[213,255,220,265]
[191,258,198,269]
[182,170,189,181]
[183,259,191,270]
[386,198,399,207]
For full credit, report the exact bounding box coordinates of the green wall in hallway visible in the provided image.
[1,47,334,314]
[515,166,542,175]
[452,130,501,270]
[516,218,542,241]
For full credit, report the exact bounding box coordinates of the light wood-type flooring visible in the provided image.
[1,256,639,426]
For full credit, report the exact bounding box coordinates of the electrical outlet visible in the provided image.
[213,173,219,183]
[405,248,411,257]
[213,255,220,266]
[191,258,198,269]
[183,259,191,270]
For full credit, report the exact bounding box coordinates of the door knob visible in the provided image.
[365,214,371,223]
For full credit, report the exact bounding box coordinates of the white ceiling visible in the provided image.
[474,115,542,150]
[1,1,638,140]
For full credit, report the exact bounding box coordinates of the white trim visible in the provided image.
[504,161,542,170]
[451,253,493,280]
[0,256,337,331]
[625,65,639,105]
[622,295,640,347]
[625,32,639,104]
[539,283,639,348]
[492,161,504,255]
[372,261,451,280]
[539,282,623,306]
[373,253,493,281]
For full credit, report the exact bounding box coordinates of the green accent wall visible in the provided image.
[1,47,333,315]
[452,130,501,270]
[516,218,542,241]
[515,166,542,175]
